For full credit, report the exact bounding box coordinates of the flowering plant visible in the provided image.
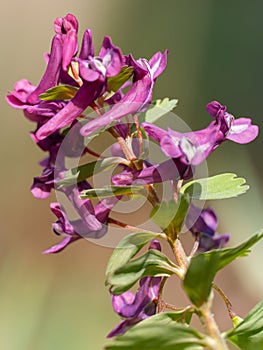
[7,13,263,349]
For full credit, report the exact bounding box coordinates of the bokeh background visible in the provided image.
[1,1,263,349]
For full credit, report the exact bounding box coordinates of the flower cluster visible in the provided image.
[7,13,260,342]
[6,13,167,253]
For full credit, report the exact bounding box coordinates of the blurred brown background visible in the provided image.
[1,1,263,349]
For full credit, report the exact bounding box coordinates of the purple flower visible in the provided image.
[143,122,222,167]
[142,101,258,170]
[36,80,104,140]
[206,100,226,119]
[6,79,35,109]
[31,167,55,199]
[27,14,78,105]
[43,195,119,254]
[24,101,67,123]
[27,35,63,105]
[80,51,168,137]
[160,126,219,166]
[6,79,66,122]
[108,240,162,337]
[54,13,79,71]
[35,31,123,140]
[206,101,259,144]
[78,32,123,81]
[112,158,192,186]
[186,205,230,251]
[30,130,64,199]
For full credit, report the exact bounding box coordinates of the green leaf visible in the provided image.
[105,66,133,100]
[107,249,180,295]
[106,232,163,276]
[56,157,127,188]
[144,98,178,124]
[80,185,145,199]
[151,195,190,237]
[180,173,249,200]
[183,231,263,307]
[214,230,263,271]
[39,85,79,101]
[226,301,263,350]
[105,312,206,350]
[183,252,219,307]
[151,200,180,230]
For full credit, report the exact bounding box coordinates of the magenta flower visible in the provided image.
[142,101,258,169]
[30,131,64,199]
[27,35,63,105]
[78,31,123,81]
[206,100,259,144]
[6,79,35,109]
[36,30,123,141]
[107,240,162,337]
[6,79,66,122]
[186,205,230,251]
[54,13,78,71]
[31,167,55,199]
[159,126,219,166]
[80,50,168,137]
[112,158,192,186]
[43,194,119,254]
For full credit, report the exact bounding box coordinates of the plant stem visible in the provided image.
[199,301,229,350]
[171,238,189,271]
[157,277,168,312]
[108,217,166,238]
[212,283,236,319]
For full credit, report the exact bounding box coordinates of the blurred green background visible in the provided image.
[1,1,263,349]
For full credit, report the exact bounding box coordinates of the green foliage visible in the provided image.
[105,312,207,350]
[56,157,127,188]
[180,173,249,200]
[150,195,189,237]
[183,231,263,306]
[80,185,145,199]
[183,253,219,307]
[39,85,78,100]
[107,249,180,295]
[106,232,163,276]
[226,301,263,350]
[107,66,133,93]
[212,230,263,271]
[142,98,178,124]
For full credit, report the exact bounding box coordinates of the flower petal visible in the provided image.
[227,118,259,144]
[42,236,80,254]
[27,35,62,105]
[36,80,104,140]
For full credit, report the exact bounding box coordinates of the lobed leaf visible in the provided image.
[183,231,263,307]
[106,232,163,276]
[144,98,178,124]
[105,312,206,350]
[151,195,190,238]
[180,173,249,200]
[56,157,127,188]
[183,253,219,307]
[107,249,180,295]
[215,230,263,271]
[226,301,263,350]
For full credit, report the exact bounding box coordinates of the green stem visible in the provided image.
[199,301,229,350]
